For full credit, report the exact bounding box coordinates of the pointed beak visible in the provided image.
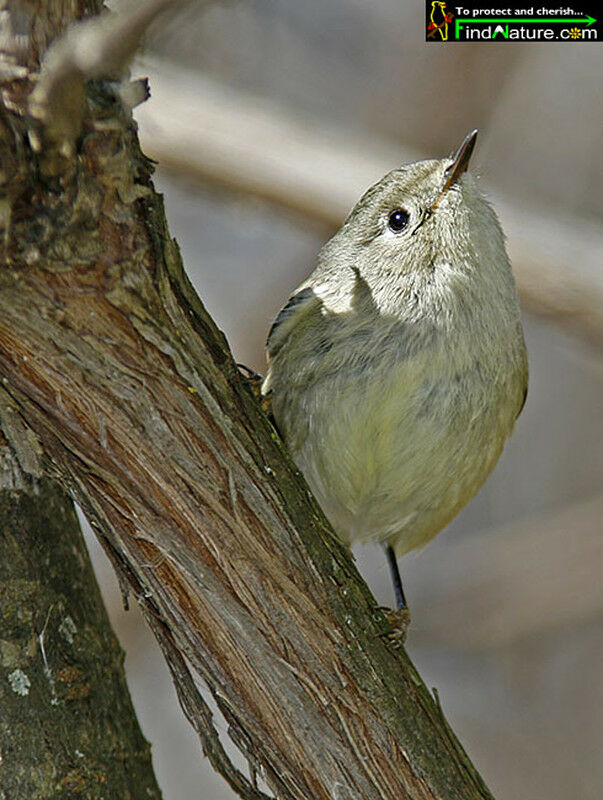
[431,129,478,211]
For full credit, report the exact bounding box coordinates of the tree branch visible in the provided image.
[0,3,496,799]
[0,454,163,799]
[149,611,274,800]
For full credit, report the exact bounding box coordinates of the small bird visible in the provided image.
[262,131,527,632]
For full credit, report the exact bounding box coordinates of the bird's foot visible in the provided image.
[237,363,264,399]
[378,605,411,647]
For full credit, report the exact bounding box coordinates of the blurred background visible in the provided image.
[87,2,603,798]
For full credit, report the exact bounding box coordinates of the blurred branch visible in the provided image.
[411,494,603,649]
[135,59,603,349]
[29,0,197,149]
[0,6,499,800]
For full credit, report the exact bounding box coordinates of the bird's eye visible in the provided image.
[387,208,410,233]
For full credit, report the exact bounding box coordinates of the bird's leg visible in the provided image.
[385,544,406,611]
[381,544,411,645]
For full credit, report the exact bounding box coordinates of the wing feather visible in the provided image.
[266,286,320,359]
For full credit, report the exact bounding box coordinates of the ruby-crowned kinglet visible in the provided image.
[262,130,527,624]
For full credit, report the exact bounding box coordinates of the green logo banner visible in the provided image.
[425,2,599,41]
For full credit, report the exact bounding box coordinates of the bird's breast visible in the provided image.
[271,325,523,553]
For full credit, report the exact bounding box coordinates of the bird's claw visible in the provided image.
[378,605,411,647]
[237,363,264,400]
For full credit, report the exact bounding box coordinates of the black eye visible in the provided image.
[387,208,410,233]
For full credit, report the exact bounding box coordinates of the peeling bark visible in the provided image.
[0,3,497,799]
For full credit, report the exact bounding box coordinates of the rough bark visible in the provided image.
[0,453,162,799]
[0,3,496,799]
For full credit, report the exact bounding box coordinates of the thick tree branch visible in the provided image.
[0,4,496,799]
[0,454,163,799]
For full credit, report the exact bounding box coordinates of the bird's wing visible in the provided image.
[265,285,321,361]
[262,285,322,405]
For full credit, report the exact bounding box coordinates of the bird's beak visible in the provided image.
[431,129,478,211]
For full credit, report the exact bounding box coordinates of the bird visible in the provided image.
[262,130,528,634]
